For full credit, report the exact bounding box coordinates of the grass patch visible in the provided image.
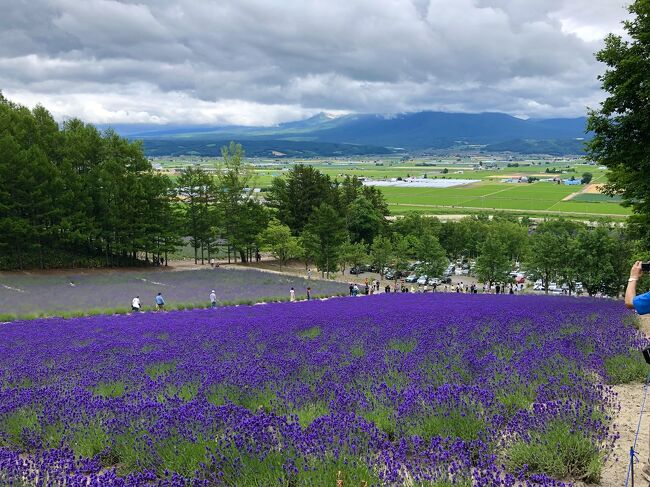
[156,436,210,477]
[406,408,487,443]
[92,381,126,398]
[292,402,329,428]
[350,344,365,358]
[71,421,110,459]
[207,384,276,412]
[298,326,322,340]
[387,338,417,354]
[146,361,176,380]
[497,384,536,418]
[161,382,199,402]
[604,351,649,384]
[360,404,396,439]
[505,421,602,482]
[0,408,39,450]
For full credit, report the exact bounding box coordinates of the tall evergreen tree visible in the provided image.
[303,203,347,278]
[587,0,650,242]
[266,164,338,234]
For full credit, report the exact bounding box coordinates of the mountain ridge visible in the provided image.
[99,110,589,156]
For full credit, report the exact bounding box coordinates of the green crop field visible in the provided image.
[155,155,628,218]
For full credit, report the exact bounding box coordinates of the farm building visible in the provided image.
[562,179,582,186]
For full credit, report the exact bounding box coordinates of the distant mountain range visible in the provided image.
[100,111,589,157]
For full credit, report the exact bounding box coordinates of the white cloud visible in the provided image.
[0,0,633,125]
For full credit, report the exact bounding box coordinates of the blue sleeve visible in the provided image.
[633,292,650,315]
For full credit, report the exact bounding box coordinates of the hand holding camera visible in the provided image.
[630,261,649,282]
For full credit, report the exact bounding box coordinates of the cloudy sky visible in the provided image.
[0,0,631,126]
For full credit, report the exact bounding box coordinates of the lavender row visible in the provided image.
[0,294,643,485]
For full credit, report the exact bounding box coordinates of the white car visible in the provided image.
[417,275,428,285]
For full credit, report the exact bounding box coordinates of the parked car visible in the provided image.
[417,275,428,285]
[405,273,418,283]
[427,277,440,286]
[349,267,364,275]
[385,271,395,280]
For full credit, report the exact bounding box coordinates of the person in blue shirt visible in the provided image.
[155,292,165,311]
[625,260,650,480]
[625,261,650,313]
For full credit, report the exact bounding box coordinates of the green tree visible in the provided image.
[260,219,302,269]
[346,195,385,244]
[587,0,650,241]
[370,236,393,278]
[215,142,265,262]
[526,220,581,293]
[475,235,511,287]
[389,235,413,283]
[491,219,530,263]
[177,166,214,264]
[581,172,593,185]
[342,240,369,274]
[303,203,347,278]
[416,230,447,278]
[574,224,633,296]
[266,164,337,234]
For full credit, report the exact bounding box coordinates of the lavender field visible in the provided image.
[0,267,346,318]
[0,294,645,486]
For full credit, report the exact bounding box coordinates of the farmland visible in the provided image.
[156,155,628,218]
[0,293,643,485]
[0,268,346,319]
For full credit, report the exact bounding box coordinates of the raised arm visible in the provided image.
[625,261,643,309]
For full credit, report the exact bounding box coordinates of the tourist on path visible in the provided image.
[306,287,311,301]
[625,261,650,480]
[209,290,217,308]
[290,287,296,302]
[131,296,141,312]
[155,292,165,311]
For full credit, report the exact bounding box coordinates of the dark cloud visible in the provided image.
[0,0,632,124]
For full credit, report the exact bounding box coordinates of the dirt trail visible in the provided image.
[590,315,650,487]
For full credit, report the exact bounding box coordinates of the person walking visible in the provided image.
[131,296,141,312]
[290,287,296,302]
[209,290,217,308]
[353,284,359,296]
[495,284,501,294]
[155,292,165,311]
[307,268,312,280]
[306,286,311,301]
[385,284,391,293]
[349,283,354,296]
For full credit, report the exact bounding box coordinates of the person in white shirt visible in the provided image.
[209,290,217,308]
[290,287,296,302]
[131,296,141,311]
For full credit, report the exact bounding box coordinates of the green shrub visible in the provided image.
[92,381,126,398]
[71,421,110,458]
[298,326,322,340]
[0,408,39,450]
[146,361,176,380]
[604,351,649,384]
[387,338,417,354]
[505,421,602,482]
